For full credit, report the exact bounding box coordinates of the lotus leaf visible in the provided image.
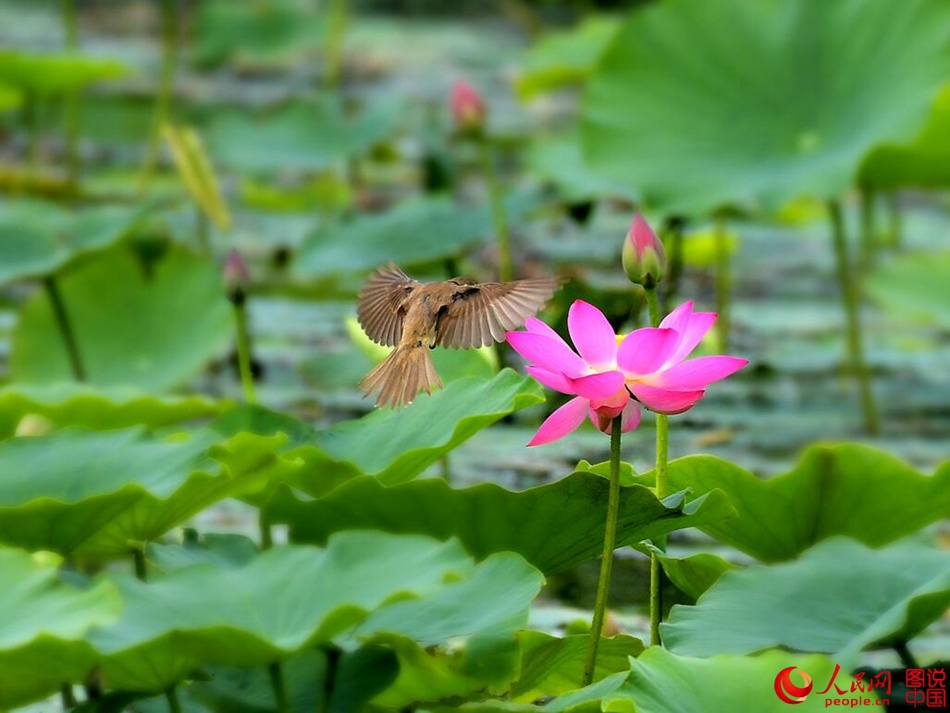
[11,245,233,391]
[662,538,950,660]
[582,0,950,214]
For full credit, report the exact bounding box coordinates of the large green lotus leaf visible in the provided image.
[0,427,292,557]
[527,132,637,203]
[0,549,121,709]
[0,383,223,440]
[657,551,734,602]
[303,370,544,485]
[271,471,734,574]
[859,85,950,190]
[516,17,620,99]
[633,444,950,562]
[90,533,541,692]
[0,51,126,95]
[11,245,233,391]
[192,0,324,69]
[293,193,538,278]
[606,648,868,712]
[0,199,147,286]
[866,251,950,328]
[662,538,950,660]
[206,98,394,174]
[582,0,950,214]
[359,553,543,703]
[510,632,644,702]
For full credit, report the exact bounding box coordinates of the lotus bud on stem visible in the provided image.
[622,213,670,646]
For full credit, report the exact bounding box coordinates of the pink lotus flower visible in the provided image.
[451,80,486,133]
[506,300,748,446]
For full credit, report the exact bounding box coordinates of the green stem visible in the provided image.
[318,646,341,713]
[138,0,177,194]
[132,547,147,581]
[581,414,623,686]
[62,0,80,191]
[645,284,669,646]
[713,216,731,353]
[60,683,77,710]
[828,200,879,435]
[893,641,918,669]
[268,661,290,713]
[259,509,273,551]
[43,276,86,381]
[165,686,182,713]
[440,454,451,483]
[859,189,877,271]
[234,301,257,405]
[645,282,661,328]
[325,0,347,89]
[479,138,514,282]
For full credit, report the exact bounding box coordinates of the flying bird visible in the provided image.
[357,263,559,407]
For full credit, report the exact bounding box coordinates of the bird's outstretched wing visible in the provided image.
[357,264,419,346]
[436,276,559,349]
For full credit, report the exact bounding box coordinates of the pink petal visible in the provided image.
[568,371,626,401]
[506,331,587,378]
[528,397,589,447]
[588,399,642,435]
[617,328,681,376]
[567,300,618,370]
[524,317,564,341]
[660,302,717,366]
[629,384,706,415]
[526,366,575,394]
[620,400,643,433]
[649,356,749,390]
[658,300,695,332]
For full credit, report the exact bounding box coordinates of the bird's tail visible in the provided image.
[359,346,442,408]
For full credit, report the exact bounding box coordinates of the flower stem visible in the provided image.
[581,414,623,686]
[644,284,669,645]
[828,200,879,435]
[43,276,86,382]
[233,301,257,405]
[479,138,514,283]
[138,0,177,194]
[713,216,731,353]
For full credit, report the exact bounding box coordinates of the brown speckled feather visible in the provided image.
[357,263,418,347]
[435,278,559,349]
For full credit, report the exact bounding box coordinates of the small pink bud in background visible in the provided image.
[622,213,667,288]
[451,80,486,135]
[224,249,250,304]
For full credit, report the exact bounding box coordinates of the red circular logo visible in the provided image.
[774,667,813,705]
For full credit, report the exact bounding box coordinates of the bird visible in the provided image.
[357,263,559,407]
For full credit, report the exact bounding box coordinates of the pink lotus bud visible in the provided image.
[451,80,486,135]
[622,213,667,288]
[224,249,250,304]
